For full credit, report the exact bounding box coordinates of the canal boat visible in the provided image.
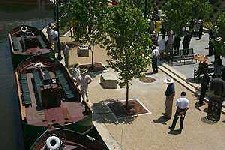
[30,128,108,150]
[8,25,53,68]
[15,55,93,149]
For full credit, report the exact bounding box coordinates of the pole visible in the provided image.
[92,45,94,69]
[56,0,62,60]
[144,0,147,19]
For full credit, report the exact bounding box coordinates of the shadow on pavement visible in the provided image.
[153,116,170,125]
[92,101,135,124]
[201,116,218,124]
[186,78,199,84]
[145,72,154,75]
[195,102,203,111]
[168,129,182,135]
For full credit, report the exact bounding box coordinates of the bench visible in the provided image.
[32,70,43,107]
[55,70,75,99]
[12,37,21,51]
[171,48,194,65]
[20,74,31,105]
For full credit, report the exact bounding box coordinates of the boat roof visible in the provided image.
[9,25,51,55]
[15,56,87,126]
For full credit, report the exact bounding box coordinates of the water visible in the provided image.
[0,2,53,149]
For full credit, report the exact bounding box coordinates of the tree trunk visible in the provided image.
[92,44,94,69]
[125,81,129,109]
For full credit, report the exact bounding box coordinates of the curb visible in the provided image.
[88,102,123,150]
[159,63,200,94]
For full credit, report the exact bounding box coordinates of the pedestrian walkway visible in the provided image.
[63,32,225,150]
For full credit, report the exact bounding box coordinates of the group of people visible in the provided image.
[163,78,190,131]
[46,23,59,51]
[72,65,93,102]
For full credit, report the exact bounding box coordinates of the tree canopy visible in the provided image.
[163,0,212,35]
[101,0,152,105]
[59,0,108,43]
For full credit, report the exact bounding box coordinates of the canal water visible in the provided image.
[0,1,53,149]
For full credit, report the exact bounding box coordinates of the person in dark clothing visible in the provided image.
[182,32,192,55]
[173,35,181,56]
[198,73,210,106]
[198,21,203,39]
[161,24,166,40]
[197,60,208,80]
[169,92,189,131]
[210,78,225,97]
[209,29,215,40]
[213,56,222,78]
[152,46,159,73]
[163,78,175,119]
[208,39,214,56]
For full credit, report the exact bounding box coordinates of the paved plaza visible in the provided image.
[65,33,225,150]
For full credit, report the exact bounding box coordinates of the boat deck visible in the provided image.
[17,63,85,126]
[9,25,51,55]
[12,36,50,55]
[26,102,84,126]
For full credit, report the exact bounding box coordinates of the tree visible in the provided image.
[163,0,212,35]
[217,12,225,45]
[59,0,108,68]
[130,0,154,18]
[209,11,225,61]
[101,0,152,108]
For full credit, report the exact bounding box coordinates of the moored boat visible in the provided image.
[30,128,108,150]
[9,25,53,68]
[15,56,93,149]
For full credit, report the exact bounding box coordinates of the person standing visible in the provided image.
[208,39,214,56]
[198,20,203,40]
[72,64,81,81]
[47,23,52,46]
[158,38,165,60]
[161,24,166,40]
[63,43,70,67]
[51,27,58,52]
[173,35,181,56]
[198,73,210,106]
[169,92,189,131]
[152,46,160,73]
[163,78,175,119]
[182,32,192,55]
[76,70,92,102]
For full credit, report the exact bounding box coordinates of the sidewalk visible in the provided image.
[63,34,225,150]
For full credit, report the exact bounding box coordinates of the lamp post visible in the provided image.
[50,0,62,60]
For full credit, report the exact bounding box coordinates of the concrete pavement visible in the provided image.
[61,33,225,150]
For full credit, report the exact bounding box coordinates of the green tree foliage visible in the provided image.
[59,0,108,43]
[192,0,213,21]
[101,0,152,107]
[217,12,225,43]
[163,0,212,35]
[213,12,225,57]
[130,0,154,18]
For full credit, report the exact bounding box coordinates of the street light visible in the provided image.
[50,0,62,60]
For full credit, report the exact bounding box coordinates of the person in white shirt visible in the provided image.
[76,70,92,102]
[51,28,58,51]
[158,38,165,60]
[169,92,189,131]
[152,45,160,73]
[63,43,70,67]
